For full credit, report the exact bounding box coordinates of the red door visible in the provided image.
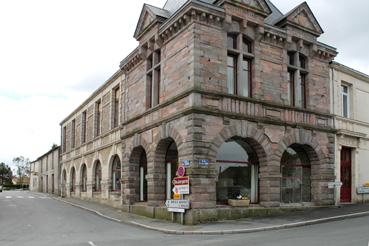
[340,147,352,203]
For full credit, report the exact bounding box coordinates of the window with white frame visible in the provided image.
[341,84,350,118]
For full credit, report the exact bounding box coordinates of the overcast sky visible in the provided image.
[0,0,368,168]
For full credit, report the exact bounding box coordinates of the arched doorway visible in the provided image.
[62,169,67,196]
[154,138,178,202]
[80,164,87,192]
[111,156,121,192]
[70,167,76,193]
[216,138,259,204]
[129,147,148,202]
[93,161,102,192]
[281,144,311,203]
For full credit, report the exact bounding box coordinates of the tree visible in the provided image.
[12,156,30,186]
[0,162,12,185]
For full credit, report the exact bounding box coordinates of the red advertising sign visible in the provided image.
[172,176,189,186]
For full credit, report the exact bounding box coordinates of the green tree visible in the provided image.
[12,156,30,186]
[0,162,12,185]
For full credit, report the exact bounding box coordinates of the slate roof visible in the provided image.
[264,0,283,25]
[163,0,216,15]
[146,4,171,18]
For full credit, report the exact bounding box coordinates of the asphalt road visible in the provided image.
[1,191,369,246]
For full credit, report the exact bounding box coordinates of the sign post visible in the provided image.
[328,181,342,206]
[165,164,191,224]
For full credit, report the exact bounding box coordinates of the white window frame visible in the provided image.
[341,84,350,118]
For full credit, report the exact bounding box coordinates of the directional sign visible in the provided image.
[357,187,369,194]
[173,185,189,195]
[182,160,191,168]
[165,199,190,209]
[199,159,209,167]
[168,208,185,213]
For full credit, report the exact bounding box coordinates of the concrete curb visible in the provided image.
[53,197,369,235]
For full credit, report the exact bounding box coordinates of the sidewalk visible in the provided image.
[52,195,369,235]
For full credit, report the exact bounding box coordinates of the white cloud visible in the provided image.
[0,0,368,167]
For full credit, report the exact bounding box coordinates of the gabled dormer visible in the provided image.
[134,4,170,41]
[215,0,272,17]
[274,2,323,37]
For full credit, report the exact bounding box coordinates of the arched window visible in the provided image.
[281,145,311,203]
[70,167,76,192]
[81,164,87,192]
[216,138,259,204]
[94,161,102,192]
[111,156,121,192]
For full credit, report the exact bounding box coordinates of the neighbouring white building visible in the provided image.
[30,146,60,194]
[330,62,369,203]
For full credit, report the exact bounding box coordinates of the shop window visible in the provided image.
[70,167,76,192]
[281,146,311,203]
[216,139,259,204]
[81,164,87,192]
[111,156,121,192]
[94,161,102,192]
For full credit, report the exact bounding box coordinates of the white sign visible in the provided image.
[328,181,343,189]
[173,185,189,195]
[168,208,185,213]
[199,159,209,167]
[165,199,190,209]
[357,187,369,194]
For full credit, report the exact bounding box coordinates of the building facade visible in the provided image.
[330,62,369,203]
[30,146,60,194]
[60,0,338,224]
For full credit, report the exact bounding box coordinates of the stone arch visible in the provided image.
[129,146,148,202]
[80,163,88,192]
[92,159,102,192]
[147,136,180,206]
[275,130,333,205]
[61,168,67,197]
[108,154,122,190]
[207,123,274,205]
[69,166,76,192]
[275,130,328,164]
[208,123,272,167]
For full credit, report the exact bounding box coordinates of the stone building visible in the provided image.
[330,62,369,203]
[60,0,338,224]
[30,146,60,194]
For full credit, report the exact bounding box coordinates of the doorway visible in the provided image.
[340,147,352,203]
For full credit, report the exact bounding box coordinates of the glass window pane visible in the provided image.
[227,56,236,94]
[216,140,258,204]
[242,38,251,53]
[241,59,250,97]
[227,34,237,49]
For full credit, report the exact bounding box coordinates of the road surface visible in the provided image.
[0,191,368,246]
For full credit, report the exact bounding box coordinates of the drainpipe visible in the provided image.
[331,64,339,207]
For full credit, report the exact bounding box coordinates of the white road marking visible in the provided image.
[28,196,35,199]
[5,196,12,199]
[88,241,97,246]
